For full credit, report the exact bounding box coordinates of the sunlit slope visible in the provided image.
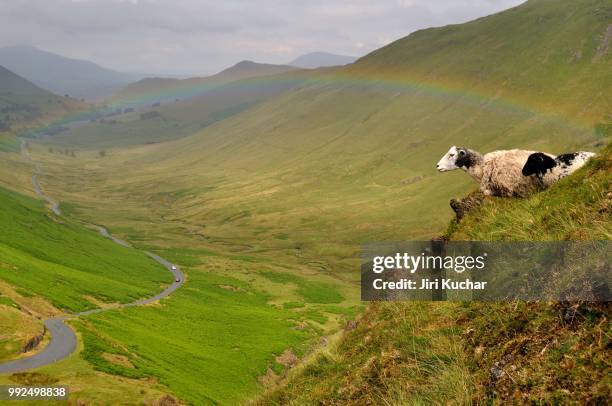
[0,185,178,402]
[351,0,611,123]
[445,144,611,404]
[0,186,169,313]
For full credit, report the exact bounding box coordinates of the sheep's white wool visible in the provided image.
[553,152,596,179]
[436,146,547,197]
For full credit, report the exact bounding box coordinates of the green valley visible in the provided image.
[44,71,311,149]
[35,0,609,283]
[0,0,609,404]
[0,187,171,313]
[0,184,177,402]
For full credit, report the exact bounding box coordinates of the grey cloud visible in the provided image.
[0,0,526,75]
[2,0,240,33]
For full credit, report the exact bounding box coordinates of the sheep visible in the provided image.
[522,151,596,186]
[436,146,546,197]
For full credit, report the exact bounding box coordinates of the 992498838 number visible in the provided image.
[0,386,69,400]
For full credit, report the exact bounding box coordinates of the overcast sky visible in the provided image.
[0,0,525,76]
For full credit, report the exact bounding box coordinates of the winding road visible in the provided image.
[0,143,184,374]
[22,141,61,216]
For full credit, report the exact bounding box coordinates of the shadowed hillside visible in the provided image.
[0,46,150,100]
[0,65,84,142]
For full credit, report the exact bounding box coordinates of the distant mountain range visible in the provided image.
[113,60,299,105]
[289,52,358,69]
[0,46,153,101]
[0,46,357,102]
[216,60,299,81]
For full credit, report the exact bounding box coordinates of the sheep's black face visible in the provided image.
[454,148,475,170]
[436,146,475,172]
[522,153,556,177]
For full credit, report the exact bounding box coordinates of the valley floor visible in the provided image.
[0,1,609,398]
[0,138,361,404]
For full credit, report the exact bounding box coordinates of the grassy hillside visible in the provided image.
[257,301,473,405]
[258,144,611,405]
[0,185,171,362]
[37,0,610,283]
[352,0,612,123]
[112,60,299,106]
[0,65,84,138]
[43,72,310,149]
[0,186,171,312]
[4,0,609,403]
[448,144,611,241]
[74,267,333,404]
[445,144,611,404]
[0,183,189,402]
[0,180,358,403]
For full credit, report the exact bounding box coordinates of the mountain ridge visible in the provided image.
[0,64,51,95]
[348,0,611,122]
[111,60,300,105]
[290,52,358,69]
[0,45,151,100]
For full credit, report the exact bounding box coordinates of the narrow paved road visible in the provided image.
[0,143,184,374]
[21,141,61,216]
[31,174,61,216]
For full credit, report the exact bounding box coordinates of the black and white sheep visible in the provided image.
[521,151,596,186]
[436,146,546,197]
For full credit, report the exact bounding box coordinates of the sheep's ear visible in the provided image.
[458,149,466,156]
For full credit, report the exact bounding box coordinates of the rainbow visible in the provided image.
[21,66,595,139]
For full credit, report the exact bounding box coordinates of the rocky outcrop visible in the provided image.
[450,191,485,222]
[22,327,46,353]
